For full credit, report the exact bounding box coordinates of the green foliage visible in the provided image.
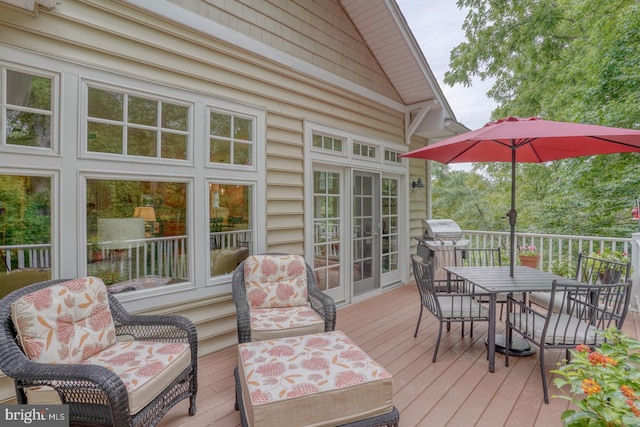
[552,327,640,426]
[432,0,640,238]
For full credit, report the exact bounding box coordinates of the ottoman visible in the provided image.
[235,330,399,427]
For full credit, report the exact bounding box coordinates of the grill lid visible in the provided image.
[420,219,469,249]
[423,219,462,239]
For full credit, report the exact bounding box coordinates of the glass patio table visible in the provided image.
[444,265,578,372]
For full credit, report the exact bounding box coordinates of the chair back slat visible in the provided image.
[454,248,501,267]
[411,255,441,317]
[544,280,632,346]
[575,253,630,285]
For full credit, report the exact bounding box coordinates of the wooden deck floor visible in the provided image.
[157,283,640,427]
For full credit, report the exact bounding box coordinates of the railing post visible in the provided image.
[631,233,640,312]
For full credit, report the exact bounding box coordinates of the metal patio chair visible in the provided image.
[506,279,632,403]
[454,247,506,320]
[411,255,490,362]
[528,252,631,312]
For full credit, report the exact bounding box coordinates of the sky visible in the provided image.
[395,0,497,130]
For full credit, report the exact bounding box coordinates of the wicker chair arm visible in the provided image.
[308,285,336,332]
[9,357,132,425]
[232,259,252,343]
[108,295,197,344]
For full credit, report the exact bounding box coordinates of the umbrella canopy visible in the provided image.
[402,116,640,276]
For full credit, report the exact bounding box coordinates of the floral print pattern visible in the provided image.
[244,255,309,308]
[11,277,116,364]
[250,306,324,333]
[81,340,189,394]
[238,331,392,406]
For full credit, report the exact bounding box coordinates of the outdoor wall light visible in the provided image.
[411,178,425,190]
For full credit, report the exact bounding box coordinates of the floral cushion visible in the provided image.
[82,340,191,414]
[238,330,394,426]
[244,254,308,308]
[250,305,324,341]
[11,277,116,364]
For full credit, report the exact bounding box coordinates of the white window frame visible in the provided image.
[0,46,267,312]
[0,62,60,155]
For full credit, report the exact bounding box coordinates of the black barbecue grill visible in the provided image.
[415,219,469,287]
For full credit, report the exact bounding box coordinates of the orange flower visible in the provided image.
[626,399,640,417]
[575,344,591,353]
[588,351,617,367]
[621,385,638,399]
[581,378,601,395]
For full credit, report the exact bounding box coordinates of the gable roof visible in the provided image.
[341,0,466,140]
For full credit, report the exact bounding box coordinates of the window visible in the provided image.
[312,171,341,291]
[384,149,403,164]
[312,133,344,154]
[86,85,190,160]
[86,179,188,294]
[353,142,377,160]
[0,174,52,297]
[209,183,252,277]
[381,178,399,273]
[2,68,54,149]
[209,110,254,165]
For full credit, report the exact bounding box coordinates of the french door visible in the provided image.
[353,171,380,296]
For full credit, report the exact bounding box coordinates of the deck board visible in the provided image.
[157,283,640,427]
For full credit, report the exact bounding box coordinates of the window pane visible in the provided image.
[128,96,157,126]
[162,103,188,131]
[86,179,188,293]
[161,133,187,160]
[7,70,51,110]
[88,122,123,154]
[0,174,51,298]
[88,87,123,121]
[7,111,51,148]
[210,138,231,163]
[233,117,252,141]
[128,128,157,157]
[209,183,252,277]
[233,142,252,166]
[210,112,231,137]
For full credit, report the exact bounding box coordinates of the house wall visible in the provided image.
[0,0,410,402]
[166,0,402,103]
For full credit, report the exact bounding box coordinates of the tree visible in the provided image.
[435,0,640,238]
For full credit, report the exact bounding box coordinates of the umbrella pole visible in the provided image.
[508,149,517,277]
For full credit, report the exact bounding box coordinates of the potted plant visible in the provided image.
[518,244,540,269]
[552,327,640,426]
[87,234,103,262]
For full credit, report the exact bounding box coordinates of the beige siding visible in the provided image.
[168,0,402,103]
[0,0,408,399]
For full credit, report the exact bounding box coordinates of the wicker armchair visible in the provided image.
[0,278,198,427]
[232,253,336,343]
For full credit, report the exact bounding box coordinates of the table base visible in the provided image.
[486,334,536,357]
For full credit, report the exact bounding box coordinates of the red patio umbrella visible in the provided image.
[402,116,640,276]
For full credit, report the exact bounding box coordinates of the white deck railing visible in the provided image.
[2,229,253,279]
[462,229,633,274]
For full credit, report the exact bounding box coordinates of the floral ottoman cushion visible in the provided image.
[250,305,324,341]
[238,330,394,426]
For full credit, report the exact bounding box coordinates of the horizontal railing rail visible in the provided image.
[462,230,633,276]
